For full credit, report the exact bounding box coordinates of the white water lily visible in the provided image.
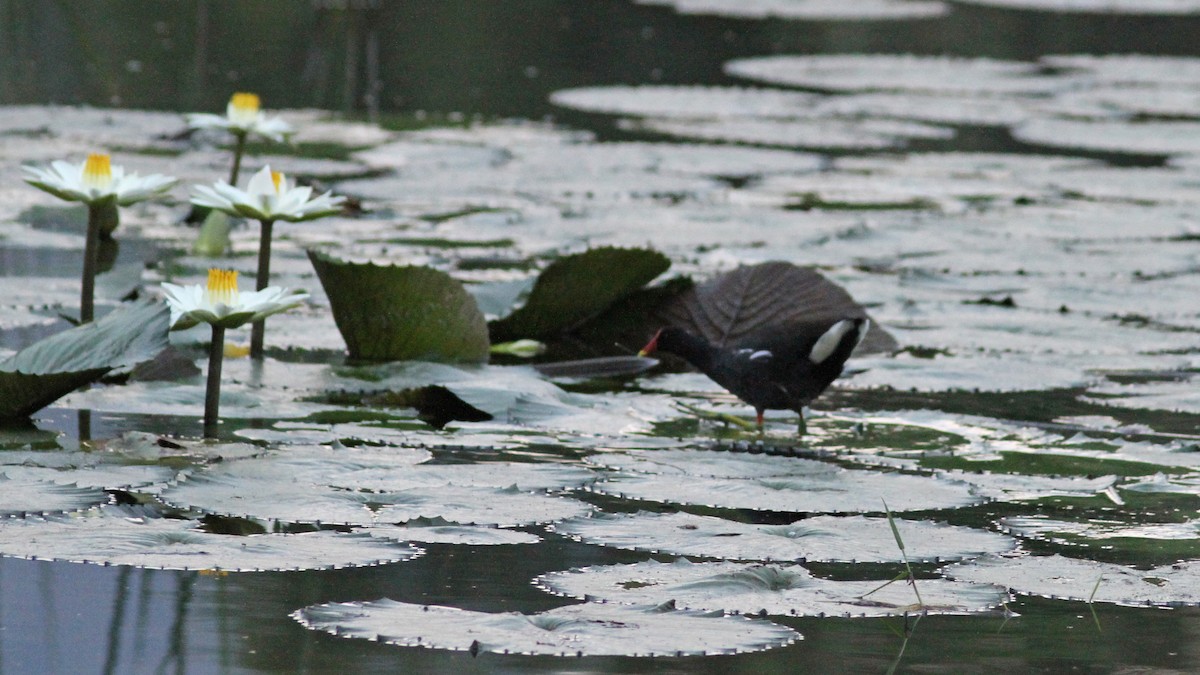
[22,153,177,206]
[162,268,309,330]
[185,92,293,142]
[190,165,345,222]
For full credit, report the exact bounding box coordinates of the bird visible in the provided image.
[638,318,870,434]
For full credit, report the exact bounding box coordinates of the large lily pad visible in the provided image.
[293,599,799,656]
[946,554,1200,606]
[536,560,1007,617]
[591,463,982,513]
[489,247,670,341]
[551,511,1015,563]
[307,249,490,362]
[0,300,168,419]
[0,505,423,571]
[0,469,109,517]
[635,0,948,20]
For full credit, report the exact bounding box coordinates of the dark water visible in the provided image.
[4,1,1200,672]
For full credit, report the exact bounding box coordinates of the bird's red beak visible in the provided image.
[638,329,662,357]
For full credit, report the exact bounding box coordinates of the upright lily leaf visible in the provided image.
[653,261,896,353]
[0,300,168,419]
[489,247,670,341]
[308,249,490,362]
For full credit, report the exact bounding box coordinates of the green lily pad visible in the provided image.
[307,249,490,362]
[489,247,670,341]
[0,300,168,419]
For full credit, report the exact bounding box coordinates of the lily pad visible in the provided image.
[1011,119,1200,156]
[366,522,542,546]
[952,0,1200,14]
[591,464,982,513]
[724,54,1069,96]
[162,463,591,528]
[0,299,168,418]
[536,560,1007,617]
[946,554,1200,606]
[551,511,1015,562]
[489,247,670,341]
[327,461,597,492]
[307,249,490,362]
[0,505,422,571]
[550,85,824,119]
[0,469,109,517]
[293,599,799,656]
[1000,515,1200,548]
[635,0,947,20]
[621,116,953,151]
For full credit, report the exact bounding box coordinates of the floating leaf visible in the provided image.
[652,261,896,353]
[308,249,490,362]
[0,469,108,517]
[328,461,598,493]
[366,522,541,546]
[591,464,982,513]
[293,599,798,656]
[1012,119,1200,156]
[946,554,1200,607]
[952,0,1200,14]
[586,448,837,479]
[163,464,591,527]
[536,560,1007,617]
[0,300,168,418]
[634,0,947,20]
[489,247,670,340]
[1000,515,1200,546]
[621,116,953,150]
[725,54,1067,95]
[550,85,824,119]
[551,511,1013,563]
[0,506,422,571]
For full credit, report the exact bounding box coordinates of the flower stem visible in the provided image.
[249,218,275,360]
[81,202,105,323]
[229,131,247,186]
[204,324,226,438]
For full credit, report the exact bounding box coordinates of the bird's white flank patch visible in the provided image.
[810,319,856,364]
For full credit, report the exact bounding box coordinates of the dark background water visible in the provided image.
[5,0,1200,120]
[4,1,1200,672]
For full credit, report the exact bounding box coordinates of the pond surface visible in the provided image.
[2,0,1200,672]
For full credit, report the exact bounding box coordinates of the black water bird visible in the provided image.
[639,318,869,434]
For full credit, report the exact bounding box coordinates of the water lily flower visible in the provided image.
[185,92,293,190]
[22,153,177,207]
[22,153,176,323]
[161,269,308,437]
[185,92,293,144]
[191,165,345,223]
[190,165,344,359]
[162,268,309,331]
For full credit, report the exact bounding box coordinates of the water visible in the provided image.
[3,1,1200,672]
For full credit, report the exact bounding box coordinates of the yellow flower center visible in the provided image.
[230,92,261,115]
[205,268,239,306]
[82,153,112,190]
[270,171,284,193]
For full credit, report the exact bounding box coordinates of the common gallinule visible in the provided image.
[639,318,869,434]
